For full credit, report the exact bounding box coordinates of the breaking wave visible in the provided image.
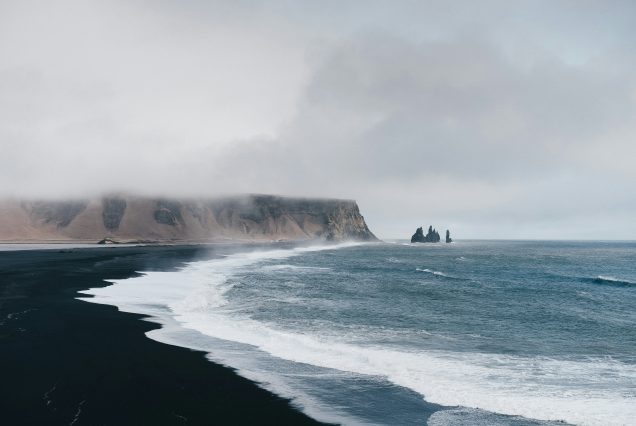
[592,275,636,287]
[78,242,636,426]
[416,268,464,280]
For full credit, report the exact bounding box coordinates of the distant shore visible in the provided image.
[0,244,324,425]
[0,239,311,252]
[0,238,299,245]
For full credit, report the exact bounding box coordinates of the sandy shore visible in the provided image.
[0,244,324,425]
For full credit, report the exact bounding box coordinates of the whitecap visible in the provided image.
[78,242,636,426]
[594,275,636,286]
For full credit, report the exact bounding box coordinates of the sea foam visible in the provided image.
[79,243,636,426]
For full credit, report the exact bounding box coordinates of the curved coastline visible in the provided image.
[0,244,324,425]
[79,242,449,425]
[77,242,582,426]
[77,242,446,425]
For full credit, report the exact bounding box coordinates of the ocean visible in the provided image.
[80,240,636,425]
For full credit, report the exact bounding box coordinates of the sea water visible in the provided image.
[80,241,636,425]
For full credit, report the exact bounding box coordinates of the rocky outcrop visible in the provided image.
[97,237,120,245]
[102,197,126,231]
[445,230,452,243]
[153,200,183,226]
[411,227,425,243]
[411,225,441,243]
[0,195,378,243]
[26,200,88,228]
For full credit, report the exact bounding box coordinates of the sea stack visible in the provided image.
[445,230,452,243]
[411,225,441,243]
[411,227,425,243]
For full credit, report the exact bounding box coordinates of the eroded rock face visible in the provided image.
[324,204,371,241]
[26,201,88,228]
[152,199,187,227]
[102,197,127,231]
[2,195,379,243]
[446,230,453,243]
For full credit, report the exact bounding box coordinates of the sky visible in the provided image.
[1,0,635,239]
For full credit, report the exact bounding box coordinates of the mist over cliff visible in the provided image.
[2,1,635,239]
[0,194,378,243]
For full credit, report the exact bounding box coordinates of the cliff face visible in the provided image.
[0,195,378,243]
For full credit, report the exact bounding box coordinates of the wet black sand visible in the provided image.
[0,245,324,425]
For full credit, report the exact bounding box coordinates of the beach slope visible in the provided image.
[0,245,325,425]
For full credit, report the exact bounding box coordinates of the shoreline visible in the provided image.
[0,238,367,248]
[0,238,310,245]
[0,244,326,425]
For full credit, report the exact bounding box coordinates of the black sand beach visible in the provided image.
[0,245,324,425]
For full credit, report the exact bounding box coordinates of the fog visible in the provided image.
[2,0,635,239]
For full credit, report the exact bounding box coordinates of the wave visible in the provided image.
[416,268,464,280]
[262,264,332,272]
[80,242,361,314]
[427,407,549,426]
[550,272,636,288]
[592,275,636,287]
[78,243,636,426]
[165,318,635,426]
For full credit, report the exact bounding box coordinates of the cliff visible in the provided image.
[0,195,379,243]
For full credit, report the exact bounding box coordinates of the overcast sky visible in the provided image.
[1,0,635,239]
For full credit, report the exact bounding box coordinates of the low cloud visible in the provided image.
[208,33,636,238]
[1,0,635,238]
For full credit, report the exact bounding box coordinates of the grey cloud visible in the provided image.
[207,31,636,238]
[0,0,308,197]
[215,32,635,181]
[1,0,635,238]
[299,35,633,179]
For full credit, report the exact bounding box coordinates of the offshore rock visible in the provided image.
[446,229,453,243]
[411,225,441,243]
[411,227,425,243]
